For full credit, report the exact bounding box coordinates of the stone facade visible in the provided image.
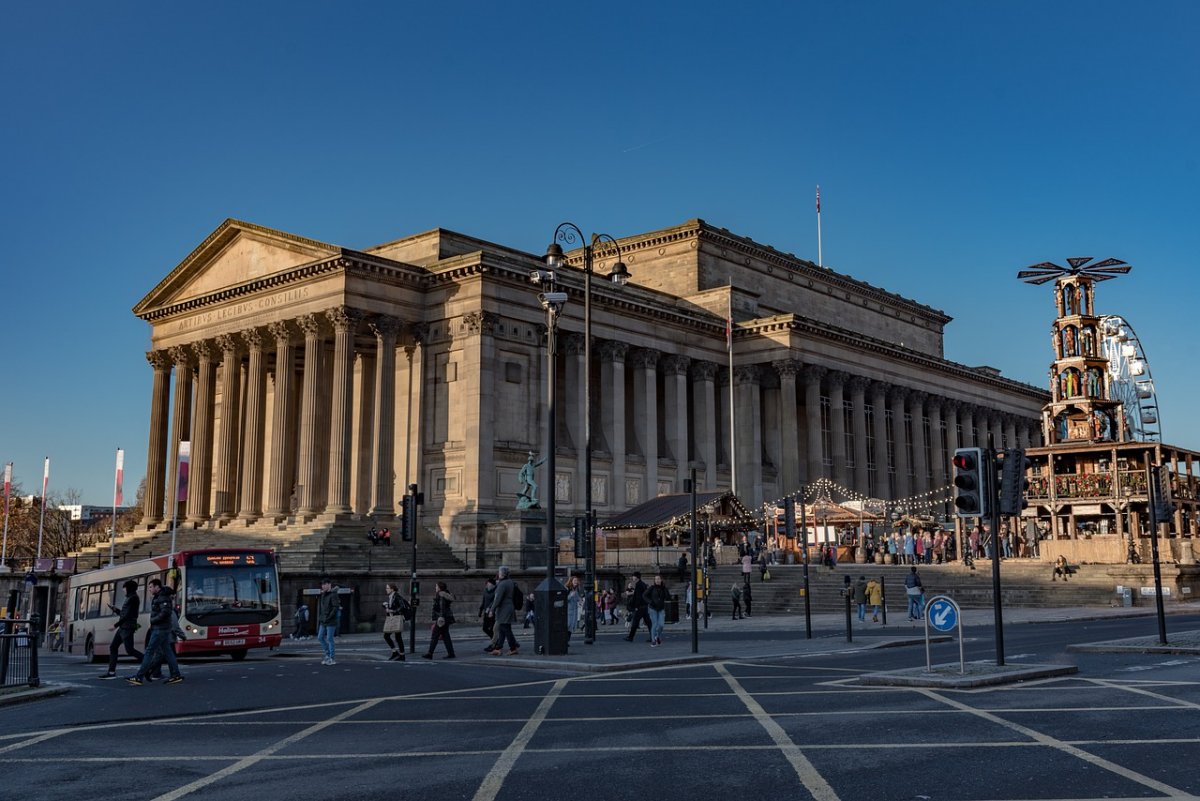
[133,218,1047,548]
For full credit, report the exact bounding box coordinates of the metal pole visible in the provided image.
[109,448,122,567]
[690,468,698,654]
[880,575,887,626]
[546,302,558,584]
[583,241,596,646]
[800,488,811,639]
[35,457,48,562]
[1147,465,1168,645]
[1,462,11,568]
[987,443,1005,666]
[408,484,419,654]
[844,580,852,643]
[703,514,711,630]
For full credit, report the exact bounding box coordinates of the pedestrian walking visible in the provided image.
[853,575,868,622]
[565,575,581,640]
[292,599,310,640]
[623,571,652,642]
[643,573,670,647]
[866,577,883,622]
[742,578,753,617]
[479,577,497,649]
[422,581,456,659]
[100,579,143,679]
[730,583,743,619]
[125,579,183,686]
[904,566,925,620]
[488,565,522,656]
[316,577,339,665]
[381,582,409,661]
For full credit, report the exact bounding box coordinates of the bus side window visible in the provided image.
[101,583,115,617]
[86,586,101,620]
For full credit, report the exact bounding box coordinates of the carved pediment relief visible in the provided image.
[134,219,339,316]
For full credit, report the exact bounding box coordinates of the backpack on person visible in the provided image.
[512,584,524,611]
[396,595,414,621]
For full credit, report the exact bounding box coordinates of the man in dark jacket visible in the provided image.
[101,580,143,678]
[488,566,520,656]
[623,571,652,642]
[643,573,671,647]
[127,579,183,685]
[478,577,498,651]
[317,577,340,665]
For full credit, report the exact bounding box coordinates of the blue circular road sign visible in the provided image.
[926,596,959,632]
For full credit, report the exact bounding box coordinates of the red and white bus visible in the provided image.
[65,548,282,662]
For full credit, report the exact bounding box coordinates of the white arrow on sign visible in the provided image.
[933,603,952,628]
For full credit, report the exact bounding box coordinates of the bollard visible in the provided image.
[844,586,853,643]
[28,612,40,688]
[880,575,887,626]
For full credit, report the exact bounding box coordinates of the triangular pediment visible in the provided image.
[134,219,341,315]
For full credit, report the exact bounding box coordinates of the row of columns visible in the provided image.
[143,308,408,527]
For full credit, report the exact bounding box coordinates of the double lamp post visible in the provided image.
[531,223,629,651]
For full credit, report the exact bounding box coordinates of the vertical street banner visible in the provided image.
[2,462,10,506]
[177,441,191,503]
[42,456,50,498]
[113,448,125,507]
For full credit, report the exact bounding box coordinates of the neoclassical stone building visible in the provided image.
[133,218,1046,549]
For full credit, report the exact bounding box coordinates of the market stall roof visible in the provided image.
[599,491,755,530]
[805,499,882,524]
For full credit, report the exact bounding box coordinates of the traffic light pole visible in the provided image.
[405,484,422,655]
[986,445,1005,667]
[798,493,812,639]
[1146,465,1168,645]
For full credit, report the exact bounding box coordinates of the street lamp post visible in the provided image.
[544,224,629,646]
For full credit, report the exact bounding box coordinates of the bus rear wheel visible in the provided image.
[84,636,99,664]
[229,649,248,662]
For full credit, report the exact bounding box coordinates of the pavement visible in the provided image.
[5,603,1197,705]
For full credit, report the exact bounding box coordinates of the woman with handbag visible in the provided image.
[382,582,407,661]
[422,581,457,660]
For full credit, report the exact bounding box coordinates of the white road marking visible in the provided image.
[717,663,840,801]
[472,678,567,801]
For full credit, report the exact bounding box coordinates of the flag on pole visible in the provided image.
[113,449,125,507]
[816,185,821,214]
[176,441,191,503]
[726,293,734,352]
[3,463,10,502]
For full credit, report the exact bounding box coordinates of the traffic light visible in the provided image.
[998,448,1031,516]
[783,497,797,540]
[952,447,988,518]
[573,515,588,559]
[399,495,413,540]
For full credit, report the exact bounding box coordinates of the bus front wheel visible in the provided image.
[84,636,98,663]
[230,649,248,662]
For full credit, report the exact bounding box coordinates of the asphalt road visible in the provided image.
[5,615,1200,801]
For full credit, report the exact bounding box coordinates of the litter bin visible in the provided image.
[666,598,680,624]
[1118,587,1133,607]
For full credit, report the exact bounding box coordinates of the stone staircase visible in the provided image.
[698,560,1137,619]
[70,516,467,577]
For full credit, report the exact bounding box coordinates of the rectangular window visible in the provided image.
[904,412,916,481]
[885,408,897,498]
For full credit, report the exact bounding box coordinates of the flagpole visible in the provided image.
[1,462,11,572]
[728,282,737,497]
[35,457,49,561]
[110,448,124,567]
[816,185,823,268]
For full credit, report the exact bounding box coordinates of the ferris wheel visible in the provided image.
[1099,315,1161,442]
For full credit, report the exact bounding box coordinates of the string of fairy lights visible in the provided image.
[653,476,957,532]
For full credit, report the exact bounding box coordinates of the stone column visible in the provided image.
[662,354,690,493]
[889,386,911,499]
[989,412,1004,451]
[562,332,585,510]
[908,391,929,496]
[692,361,718,487]
[631,348,660,500]
[296,314,324,516]
[326,307,361,514]
[871,382,890,498]
[774,360,800,495]
[944,400,961,456]
[266,321,297,519]
[960,403,978,448]
[1004,414,1018,452]
[166,345,194,522]
[803,365,826,486]
[928,397,946,489]
[734,365,762,503]
[717,368,732,480]
[213,335,241,522]
[143,351,172,525]
[370,316,401,516]
[462,310,499,514]
[827,370,849,488]
[849,376,870,495]
[598,340,628,507]
[238,328,267,521]
[186,341,217,523]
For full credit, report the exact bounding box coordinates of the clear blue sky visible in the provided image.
[2,2,1197,504]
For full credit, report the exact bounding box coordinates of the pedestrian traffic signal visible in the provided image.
[998,448,1031,516]
[952,447,988,518]
[573,515,588,559]
[1149,465,1176,522]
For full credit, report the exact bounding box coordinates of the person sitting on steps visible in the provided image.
[1052,554,1072,581]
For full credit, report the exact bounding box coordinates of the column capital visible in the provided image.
[888,385,909,403]
[802,364,827,385]
[215,334,240,355]
[826,369,849,388]
[717,367,730,387]
[629,347,661,370]
[661,354,690,376]
[146,350,172,371]
[561,331,585,356]
[168,345,193,367]
[942,398,960,415]
[368,315,403,340]
[691,360,718,382]
[267,320,293,343]
[772,359,801,379]
[242,326,267,350]
[870,380,890,399]
[462,310,499,336]
[907,389,928,408]
[192,340,217,364]
[596,340,628,363]
[408,321,429,346]
[847,374,870,395]
[326,306,363,332]
[298,314,323,337]
[734,364,760,385]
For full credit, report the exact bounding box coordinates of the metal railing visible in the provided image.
[0,615,41,689]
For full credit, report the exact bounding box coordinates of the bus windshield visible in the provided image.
[184,563,279,625]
